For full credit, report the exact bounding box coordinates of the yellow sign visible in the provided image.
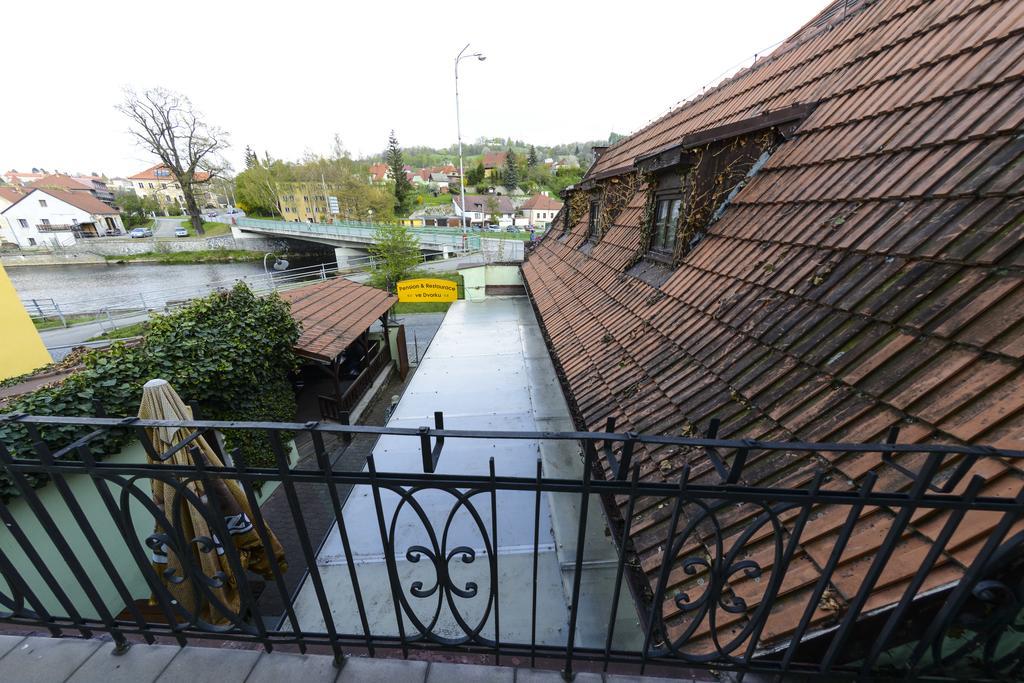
[397,278,458,303]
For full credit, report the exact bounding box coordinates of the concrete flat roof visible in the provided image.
[292,297,641,650]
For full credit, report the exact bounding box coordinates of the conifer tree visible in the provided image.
[386,130,412,215]
[503,149,519,190]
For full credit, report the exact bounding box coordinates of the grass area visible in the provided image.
[85,321,149,342]
[105,249,265,264]
[412,193,453,207]
[174,220,233,237]
[244,215,283,221]
[393,301,453,314]
[33,314,104,330]
[477,231,535,241]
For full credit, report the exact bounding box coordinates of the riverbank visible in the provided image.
[1,252,108,267]
[104,249,269,264]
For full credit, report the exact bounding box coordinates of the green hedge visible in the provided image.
[0,283,300,501]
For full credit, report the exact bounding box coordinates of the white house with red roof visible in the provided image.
[0,188,26,247]
[0,188,124,247]
[28,174,115,207]
[519,194,563,229]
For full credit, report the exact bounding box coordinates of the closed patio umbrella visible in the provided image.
[138,378,287,625]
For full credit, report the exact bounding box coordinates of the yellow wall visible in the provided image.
[0,263,51,379]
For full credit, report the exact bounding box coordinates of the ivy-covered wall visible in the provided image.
[0,282,301,501]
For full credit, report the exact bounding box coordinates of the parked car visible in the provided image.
[174,227,189,237]
[505,226,518,233]
[227,208,241,215]
[486,225,502,232]
[129,227,153,238]
[205,211,218,219]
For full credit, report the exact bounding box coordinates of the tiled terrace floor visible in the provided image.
[0,635,703,682]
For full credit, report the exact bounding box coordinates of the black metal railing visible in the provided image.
[0,412,1021,681]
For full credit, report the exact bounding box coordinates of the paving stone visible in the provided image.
[337,655,427,682]
[155,645,260,683]
[606,674,696,683]
[0,635,25,661]
[0,636,102,683]
[246,651,340,683]
[516,667,602,682]
[68,641,180,683]
[425,661,514,683]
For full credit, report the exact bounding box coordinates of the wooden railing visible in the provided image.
[317,340,391,422]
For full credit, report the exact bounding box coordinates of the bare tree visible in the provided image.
[118,87,229,234]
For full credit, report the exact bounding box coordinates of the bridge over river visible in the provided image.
[233,217,486,266]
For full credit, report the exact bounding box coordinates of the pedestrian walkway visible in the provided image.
[0,634,701,682]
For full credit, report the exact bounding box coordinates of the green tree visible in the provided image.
[386,130,413,215]
[466,162,486,187]
[244,145,259,169]
[235,168,275,215]
[527,145,538,168]
[368,223,421,290]
[115,190,159,227]
[486,195,500,225]
[503,149,519,190]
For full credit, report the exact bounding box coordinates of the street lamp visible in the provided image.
[455,43,486,240]
[263,252,289,290]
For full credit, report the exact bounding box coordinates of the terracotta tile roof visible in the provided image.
[128,164,209,182]
[368,163,389,181]
[482,151,508,168]
[522,0,1024,654]
[0,188,25,205]
[521,194,564,211]
[454,194,515,214]
[280,277,397,362]
[28,174,93,191]
[8,188,119,215]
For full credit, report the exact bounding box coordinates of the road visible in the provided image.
[40,311,153,361]
[151,209,247,238]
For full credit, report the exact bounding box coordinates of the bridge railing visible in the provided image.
[236,218,481,251]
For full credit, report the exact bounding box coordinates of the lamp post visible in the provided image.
[263,252,289,290]
[455,43,486,239]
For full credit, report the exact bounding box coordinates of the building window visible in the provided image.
[40,219,50,226]
[149,183,154,188]
[587,199,600,239]
[18,219,28,228]
[651,195,681,256]
[38,199,47,207]
[28,238,36,246]
[138,182,144,188]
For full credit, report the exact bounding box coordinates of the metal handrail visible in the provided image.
[0,412,1020,680]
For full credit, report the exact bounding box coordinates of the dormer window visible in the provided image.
[635,102,815,265]
[651,195,680,257]
[587,199,600,240]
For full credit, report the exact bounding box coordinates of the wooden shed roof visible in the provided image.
[280,278,396,363]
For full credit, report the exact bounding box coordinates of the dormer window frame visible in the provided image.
[635,102,816,262]
[649,189,681,262]
[587,197,601,243]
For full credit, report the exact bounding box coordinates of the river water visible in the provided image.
[8,256,328,314]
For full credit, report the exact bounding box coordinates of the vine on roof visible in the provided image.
[671,131,778,263]
[597,171,646,241]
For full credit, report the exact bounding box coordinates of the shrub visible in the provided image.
[0,283,300,500]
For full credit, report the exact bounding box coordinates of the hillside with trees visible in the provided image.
[232,132,623,221]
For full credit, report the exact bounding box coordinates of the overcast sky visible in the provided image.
[3,1,827,177]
